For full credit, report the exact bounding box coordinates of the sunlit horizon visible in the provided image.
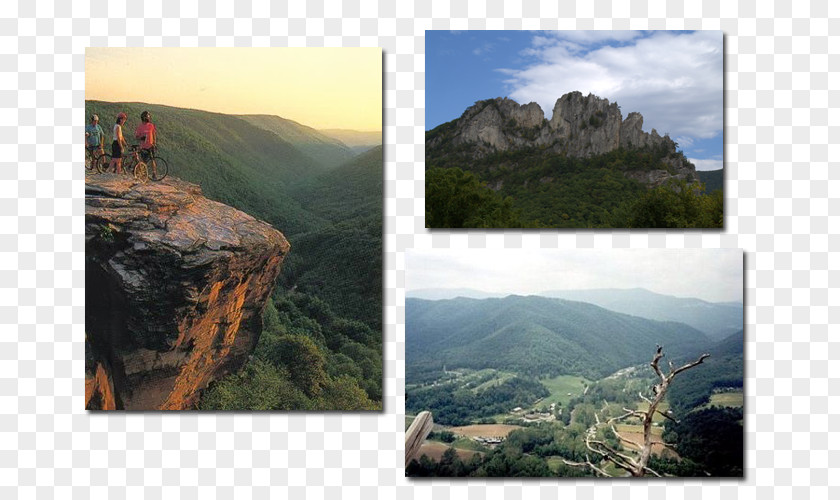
[86,48,382,132]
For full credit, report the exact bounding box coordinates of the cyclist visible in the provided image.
[84,114,105,164]
[108,112,128,174]
[134,110,157,177]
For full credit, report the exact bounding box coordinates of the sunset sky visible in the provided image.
[86,48,382,131]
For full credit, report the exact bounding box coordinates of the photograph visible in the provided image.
[84,48,383,411]
[425,30,724,228]
[405,248,744,477]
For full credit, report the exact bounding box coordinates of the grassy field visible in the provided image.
[472,371,516,392]
[636,400,671,423]
[706,391,744,409]
[613,424,677,459]
[450,424,523,438]
[541,375,590,406]
[450,437,489,452]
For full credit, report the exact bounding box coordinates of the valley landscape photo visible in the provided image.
[405,249,744,477]
[425,31,724,228]
[84,48,383,411]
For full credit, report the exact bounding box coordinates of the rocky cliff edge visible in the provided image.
[85,174,290,410]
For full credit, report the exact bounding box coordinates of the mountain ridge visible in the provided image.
[237,114,356,169]
[406,295,713,381]
[539,288,743,341]
[427,92,698,188]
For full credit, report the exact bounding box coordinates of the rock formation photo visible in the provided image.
[425,30,723,229]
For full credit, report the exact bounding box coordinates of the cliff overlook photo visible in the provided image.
[404,249,744,477]
[84,48,383,411]
[425,30,723,228]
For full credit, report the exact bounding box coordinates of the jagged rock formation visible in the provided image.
[85,174,290,410]
[427,92,697,187]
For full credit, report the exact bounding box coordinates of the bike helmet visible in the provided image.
[140,110,151,122]
[117,112,127,121]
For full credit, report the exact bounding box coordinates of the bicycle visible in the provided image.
[85,146,107,172]
[138,146,169,181]
[97,145,149,182]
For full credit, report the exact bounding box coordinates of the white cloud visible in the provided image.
[689,158,724,171]
[504,31,723,141]
[406,248,743,304]
[540,30,644,49]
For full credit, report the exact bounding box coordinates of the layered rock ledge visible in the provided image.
[85,174,290,410]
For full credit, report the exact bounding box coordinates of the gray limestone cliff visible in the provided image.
[427,92,698,187]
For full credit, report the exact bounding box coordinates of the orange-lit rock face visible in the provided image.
[84,174,289,410]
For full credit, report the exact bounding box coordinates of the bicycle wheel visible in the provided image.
[148,156,169,181]
[92,152,108,173]
[120,155,137,176]
[96,154,113,174]
[134,161,149,183]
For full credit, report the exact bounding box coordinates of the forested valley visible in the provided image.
[86,101,383,410]
[406,295,743,477]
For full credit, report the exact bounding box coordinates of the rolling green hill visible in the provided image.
[237,114,356,169]
[406,295,713,382]
[697,169,724,193]
[667,329,744,415]
[318,129,382,154]
[86,101,328,235]
[540,288,743,341]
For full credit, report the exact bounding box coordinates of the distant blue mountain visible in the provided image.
[539,288,743,341]
[405,288,508,300]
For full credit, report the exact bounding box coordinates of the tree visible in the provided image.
[317,375,380,411]
[564,346,710,477]
[425,167,524,228]
[198,360,311,411]
[263,334,328,397]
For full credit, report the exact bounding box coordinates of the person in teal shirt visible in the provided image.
[85,114,105,154]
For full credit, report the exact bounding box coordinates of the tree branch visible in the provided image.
[611,424,644,451]
[656,409,679,424]
[650,347,667,382]
[672,353,711,377]
[562,457,610,477]
[607,409,636,425]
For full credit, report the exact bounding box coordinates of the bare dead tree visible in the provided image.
[570,346,710,477]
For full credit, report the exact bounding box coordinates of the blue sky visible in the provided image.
[426,30,723,171]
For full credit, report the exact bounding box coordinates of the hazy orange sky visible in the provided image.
[86,48,382,131]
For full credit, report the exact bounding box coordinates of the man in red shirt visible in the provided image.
[134,110,158,176]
